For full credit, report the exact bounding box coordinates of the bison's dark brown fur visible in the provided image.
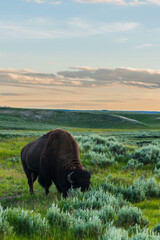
[21,129,91,197]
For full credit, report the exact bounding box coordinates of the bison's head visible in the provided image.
[67,169,91,192]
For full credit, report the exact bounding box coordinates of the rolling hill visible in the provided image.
[0,107,160,130]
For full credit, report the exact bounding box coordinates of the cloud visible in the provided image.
[57,66,160,89]
[1,67,160,90]
[25,0,62,4]
[135,43,153,48]
[49,1,61,4]
[70,66,99,71]
[26,0,45,3]
[0,68,83,88]
[74,0,160,6]
[0,93,23,96]
[69,18,139,34]
[46,61,55,65]
[115,37,130,43]
[75,0,129,5]
[0,18,139,39]
[147,0,160,5]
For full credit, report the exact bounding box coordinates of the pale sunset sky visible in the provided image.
[0,0,160,110]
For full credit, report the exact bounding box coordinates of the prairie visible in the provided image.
[0,108,160,239]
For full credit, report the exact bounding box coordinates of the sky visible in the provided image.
[0,0,160,110]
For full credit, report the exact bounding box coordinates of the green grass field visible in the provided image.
[0,108,160,239]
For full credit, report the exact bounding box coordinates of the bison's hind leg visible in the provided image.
[27,171,37,195]
[30,172,38,194]
[22,162,37,194]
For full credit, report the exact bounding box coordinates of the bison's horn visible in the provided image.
[67,171,74,184]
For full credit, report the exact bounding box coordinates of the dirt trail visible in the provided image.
[0,195,21,201]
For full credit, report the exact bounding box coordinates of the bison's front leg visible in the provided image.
[62,191,68,198]
[54,183,62,193]
[45,187,49,195]
[38,170,52,196]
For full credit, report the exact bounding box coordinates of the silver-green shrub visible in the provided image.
[92,144,108,153]
[7,156,20,162]
[0,205,12,239]
[153,224,160,234]
[83,141,93,151]
[74,208,96,221]
[101,225,160,240]
[92,135,108,145]
[102,176,160,202]
[155,161,160,169]
[106,136,118,143]
[130,231,159,240]
[74,135,84,142]
[98,205,116,223]
[47,184,153,238]
[109,142,127,155]
[70,215,102,238]
[154,168,160,180]
[5,208,49,236]
[154,161,160,179]
[131,177,160,199]
[47,187,125,237]
[47,192,104,238]
[132,144,160,165]
[100,225,129,240]
[60,187,123,211]
[117,206,149,228]
[47,203,70,229]
[78,141,84,152]
[84,151,115,167]
[125,159,144,170]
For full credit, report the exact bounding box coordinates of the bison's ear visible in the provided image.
[67,171,74,184]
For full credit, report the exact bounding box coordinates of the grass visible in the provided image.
[0,124,160,239]
[135,199,160,229]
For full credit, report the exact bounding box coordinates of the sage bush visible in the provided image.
[132,144,160,165]
[117,206,149,228]
[102,176,160,203]
[0,205,12,239]
[5,208,49,236]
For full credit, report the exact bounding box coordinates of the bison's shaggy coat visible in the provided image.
[21,129,91,197]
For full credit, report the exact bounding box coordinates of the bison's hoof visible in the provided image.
[45,189,49,195]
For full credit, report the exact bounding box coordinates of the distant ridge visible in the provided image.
[0,107,160,130]
[41,109,160,114]
[0,106,159,114]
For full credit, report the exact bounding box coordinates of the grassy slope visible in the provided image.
[1,107,160,130]
[112,111,160,128]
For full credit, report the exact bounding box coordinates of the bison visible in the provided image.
[21,129,91,197]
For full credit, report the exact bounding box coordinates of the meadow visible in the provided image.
[0,108,160,239]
